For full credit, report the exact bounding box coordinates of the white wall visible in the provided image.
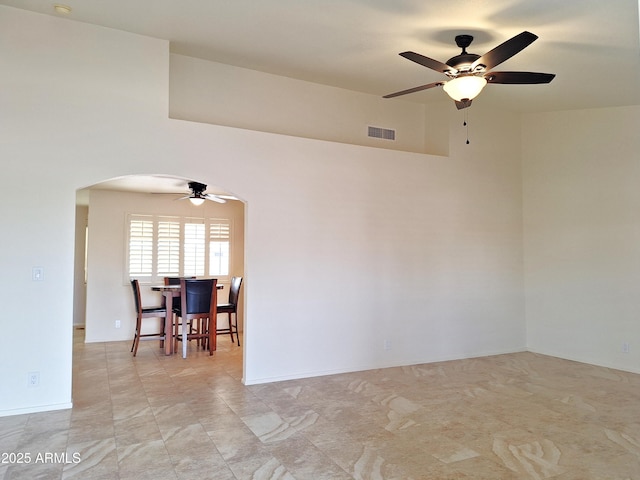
[0,6,170,416]
[0,6,524,415]
[523,105,640,373]
[84,189,245,342]
[169,54,441,154]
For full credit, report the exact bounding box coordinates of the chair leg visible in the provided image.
[235,313,240,346]
[198,318,205,348]
[132,330,141,357]
[159,320,165,349]
[190,319,207,347]
[174,318,180,354]
[228,313,235,344]
[132,314,142,356]
[231,312,240,346]
[182,320,188,358]
[209,315,216,355]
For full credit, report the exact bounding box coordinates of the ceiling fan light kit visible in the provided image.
[384,31,555,109]
[442,76,487,102]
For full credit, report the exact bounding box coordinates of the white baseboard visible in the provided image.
[0,402,73,418]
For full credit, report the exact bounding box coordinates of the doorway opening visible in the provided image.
[73,174,246,369]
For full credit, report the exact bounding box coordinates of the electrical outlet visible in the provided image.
[622,342,630,353]
[28,371,40,387]
[115,320,121,329]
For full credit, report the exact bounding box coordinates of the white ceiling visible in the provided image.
[3,0,640,114]
[5,0,640,200]
[88,175,194,194]
[77,175,239,203]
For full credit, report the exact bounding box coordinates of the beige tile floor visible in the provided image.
[1,328,640,479]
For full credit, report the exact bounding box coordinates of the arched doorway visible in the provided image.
[74,174,246,364]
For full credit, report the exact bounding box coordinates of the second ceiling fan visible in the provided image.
[180,181,227,205]
[384,31,555,109]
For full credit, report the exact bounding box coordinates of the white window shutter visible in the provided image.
[157,219,180,276]
[129,217,154,277]
[209,219,231,276]
[127,214,231,282]
[184,221,205,276]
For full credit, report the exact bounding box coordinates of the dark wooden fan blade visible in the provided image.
[485,71,555,84]
[455,99,472,110]
[400,52,455,74]
[471,31,538,71]
[383,81,444,99]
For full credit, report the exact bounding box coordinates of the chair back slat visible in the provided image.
[181,278,217,315]
[228,276,243,306]
[130,279,142,315]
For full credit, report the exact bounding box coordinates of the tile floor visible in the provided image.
[1,328,640,479]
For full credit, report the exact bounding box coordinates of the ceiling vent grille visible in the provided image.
[368,126,396,141]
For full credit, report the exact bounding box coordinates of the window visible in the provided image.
[209,220,230,276]
[183,221,205,277]
[157,219,180,276]
[127,214,231,283]
[128,218,154,277]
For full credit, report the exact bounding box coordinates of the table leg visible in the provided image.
[164,291,173,355]
[183,316,188,358]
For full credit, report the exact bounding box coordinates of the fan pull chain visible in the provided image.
[464,109,470,144]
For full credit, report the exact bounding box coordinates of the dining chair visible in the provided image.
[163,276,195,308]
[173,278,218,358]
[130,279,166,357]
[163,276,196,340]
[216,276,243,346]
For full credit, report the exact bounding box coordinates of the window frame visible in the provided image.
[125,213,232,285]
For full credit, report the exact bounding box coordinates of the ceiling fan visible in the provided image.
[179,181,227,205]
[384,31,555,109]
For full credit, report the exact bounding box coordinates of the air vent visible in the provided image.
[368,126,396,141]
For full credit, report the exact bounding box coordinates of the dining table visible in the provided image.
[151,283,224,355]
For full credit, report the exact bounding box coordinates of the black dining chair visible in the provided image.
[130,279,166,356]
[217,276,243,346]
[163,276,196,342]
[173,278,218,358]
[163,276,195,308]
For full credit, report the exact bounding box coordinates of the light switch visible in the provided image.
[32,267,44,281]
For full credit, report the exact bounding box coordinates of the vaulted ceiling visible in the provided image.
[6,1,640,200]
[3,0,640,113]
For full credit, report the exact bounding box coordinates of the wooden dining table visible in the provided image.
[151,283,224,355]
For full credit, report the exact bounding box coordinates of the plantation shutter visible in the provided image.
[157,219,181,276]
[127,214,231,282]
[129,216,154,277]
[184,221,205,276]
[209,219,230,276]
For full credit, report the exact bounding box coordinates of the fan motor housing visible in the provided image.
[455,34,473,49]
[446,53,481,70]
[188,181,207,195]
[447,34,481,72]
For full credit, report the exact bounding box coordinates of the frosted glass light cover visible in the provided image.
[443,76,487,101]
